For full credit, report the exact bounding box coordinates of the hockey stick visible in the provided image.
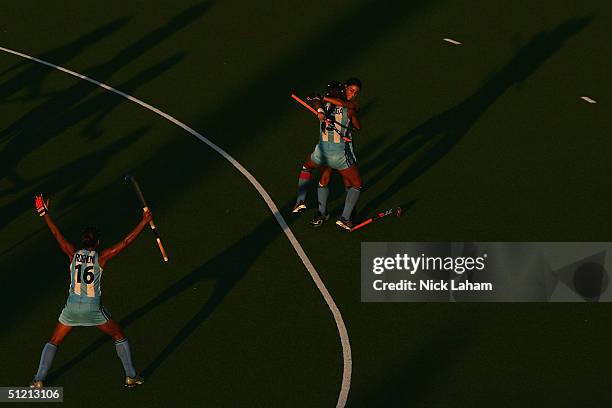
[124,174,169,262]
[351,206,403,232]
[291,93,319,116]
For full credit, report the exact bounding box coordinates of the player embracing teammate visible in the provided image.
[292,78,363,231]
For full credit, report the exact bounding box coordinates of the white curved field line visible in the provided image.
[0,46,351,407]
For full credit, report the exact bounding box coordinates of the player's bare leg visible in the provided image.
[31,323,73,387]
[97,319,125,341]
[98,320,143,387]
[49,322,73,345]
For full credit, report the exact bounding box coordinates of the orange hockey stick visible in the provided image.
[291,93,319,116]
[351,207,403,232]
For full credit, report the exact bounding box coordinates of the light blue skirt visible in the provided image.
[58,295,111,326]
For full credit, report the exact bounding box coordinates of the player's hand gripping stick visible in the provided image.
[124,175,169,262]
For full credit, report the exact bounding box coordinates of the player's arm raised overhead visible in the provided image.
[99,209,152,267]
[35,194,75,259]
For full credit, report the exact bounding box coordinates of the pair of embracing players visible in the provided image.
[292,77,363,231]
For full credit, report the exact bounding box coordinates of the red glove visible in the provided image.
[35,194,48,217]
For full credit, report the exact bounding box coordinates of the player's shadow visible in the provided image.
[3,0,423,226]
[25,0,436,380]
[0,17,131,105]
[358,15,592,216]
[47,190,416,383]
[0,52,184,197]
[0,2,209,190]
[0,126,149,231]
[47,202,294,382]
[356,316,486,407]
[189,0,435,145]
[4,0,428,331]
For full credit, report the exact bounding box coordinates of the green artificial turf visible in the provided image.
[1,1,611,406]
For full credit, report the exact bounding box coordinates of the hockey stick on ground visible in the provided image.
[124,174,169,262]
[351,206,403,232]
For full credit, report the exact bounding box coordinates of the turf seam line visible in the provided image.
[0,45,351,408]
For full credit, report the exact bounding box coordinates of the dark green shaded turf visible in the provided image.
[1,1,611,406]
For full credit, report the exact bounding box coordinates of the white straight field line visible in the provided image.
[0,45,352,408]
[443,38,462,45]
[580,96,597,104]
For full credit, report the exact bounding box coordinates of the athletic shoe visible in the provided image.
[29,380,43,388]
[336,217,353,231]
[311,211,330,227]
[125,375,145,388]
[292,201,307,214]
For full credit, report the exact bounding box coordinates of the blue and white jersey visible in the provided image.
[68,249,103,299]
[319,104,352,147]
